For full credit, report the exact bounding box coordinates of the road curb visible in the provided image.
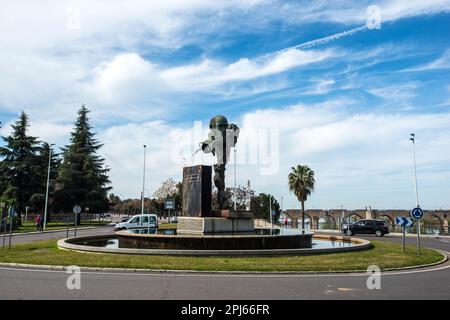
[0,249,447,275]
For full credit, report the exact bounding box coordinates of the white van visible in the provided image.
[114,214,158,231]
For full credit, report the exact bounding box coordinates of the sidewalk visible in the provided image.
[3,222,114,237]
[314,228,450,239]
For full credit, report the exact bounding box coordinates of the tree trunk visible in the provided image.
[301,200,305,233]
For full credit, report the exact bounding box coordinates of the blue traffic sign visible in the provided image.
[8,207,15,218]
[410,207,424,220]
[396,216,414,227]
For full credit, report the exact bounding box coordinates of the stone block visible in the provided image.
[182,165,212,217]
[177,216,254,235]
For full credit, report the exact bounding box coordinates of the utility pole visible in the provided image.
[410,133,421,254]
[43,144,54,231]
[233,148,237,211]
[269,195,273,231]
[141,145,147,215]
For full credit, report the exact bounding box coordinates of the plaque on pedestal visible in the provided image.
[182,165,212,217]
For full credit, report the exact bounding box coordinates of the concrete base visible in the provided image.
[177,216,254,235]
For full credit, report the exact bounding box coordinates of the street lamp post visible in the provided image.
[410,133,421,254]
[141,145,147,215]
[43,143,55,231]
[233,148,237,211]
[269,195,273,232]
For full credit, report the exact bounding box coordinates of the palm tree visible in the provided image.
[288,165,315,232]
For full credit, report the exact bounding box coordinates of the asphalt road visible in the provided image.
[1,226,449,300]
[4,224,115,245]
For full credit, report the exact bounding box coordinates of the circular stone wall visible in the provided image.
[57,233,372,256]
[117,230,313,250]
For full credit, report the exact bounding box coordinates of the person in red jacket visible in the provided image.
[35,214,41,231]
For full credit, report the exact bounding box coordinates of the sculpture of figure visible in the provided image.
[195,115,239,209]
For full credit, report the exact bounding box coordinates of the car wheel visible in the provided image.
[375,230,383,237]
[346,229,353,236]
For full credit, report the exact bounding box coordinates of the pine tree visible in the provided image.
[54,105,111,221]
[0,111,42,224]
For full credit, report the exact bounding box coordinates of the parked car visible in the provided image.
[114,214,158,231]
[342,219,389,237]
[121,215,130,222]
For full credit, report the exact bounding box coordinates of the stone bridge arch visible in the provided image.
[283,209,449,234]
[348,212,364,222]
[377,214,395,225]
[428,214,445,234]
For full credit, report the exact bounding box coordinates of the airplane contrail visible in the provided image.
[279,25,368,53]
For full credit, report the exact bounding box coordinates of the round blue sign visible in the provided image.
[410,207,424,220]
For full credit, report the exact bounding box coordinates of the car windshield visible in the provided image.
[129,217,139,223]
[150,216,156,222]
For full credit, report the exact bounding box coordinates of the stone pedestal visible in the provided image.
[182,165,212,217]
[178,212,254,235]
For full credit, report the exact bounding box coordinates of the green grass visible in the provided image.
[14,221,110,233]
[0,240,443,272]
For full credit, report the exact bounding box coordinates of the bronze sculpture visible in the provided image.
[195,115,239,209]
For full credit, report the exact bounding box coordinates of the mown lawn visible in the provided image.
[0,240,443,272]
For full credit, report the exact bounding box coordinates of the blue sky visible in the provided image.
[1,0,450,210]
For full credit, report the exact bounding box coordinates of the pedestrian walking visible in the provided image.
[39,214,44,231]
[35,214,41,231]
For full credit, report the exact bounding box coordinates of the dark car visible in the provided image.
[342,219,389,237]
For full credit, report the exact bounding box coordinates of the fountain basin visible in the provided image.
[57,229,372,256]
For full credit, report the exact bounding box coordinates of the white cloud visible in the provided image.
[4,97,449,209]
[367,82,419,100]
[236,100,450,209]
[304,78,336,95]
[161,48,333,90]
[402,49,450,72]
[277,0,450,25]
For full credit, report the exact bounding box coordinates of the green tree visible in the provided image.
[0,111,42,224]
[54,105,111,222]
[288,165,315,231]
[212,185,254,211]
[153,178,182,214]
[252,193,281,222]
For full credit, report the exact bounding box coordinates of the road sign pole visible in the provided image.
[397,216,414,253]
[2,218,6,249]
[24,206,29,233]
[402,225,406,253]
[74,213,77,237]
[410,134,421,255]
[8,208,13,249]
[417,219,421,255]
